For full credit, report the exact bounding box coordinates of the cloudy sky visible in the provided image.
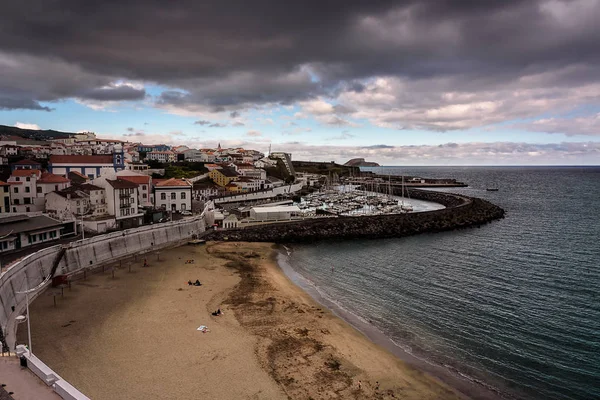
[2,0,600,165]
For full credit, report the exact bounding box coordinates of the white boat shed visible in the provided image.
[249,205,301,221]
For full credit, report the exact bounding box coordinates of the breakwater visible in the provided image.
[207,190,504,243]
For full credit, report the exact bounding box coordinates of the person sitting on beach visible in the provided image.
[187,280,193,285]
[194,279,201,286]
[211,308,222,316]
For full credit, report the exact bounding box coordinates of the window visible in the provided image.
[160,193,166,200]
[37,186,42,194]
[181,192,186,199]
[50,231,56,238]
[14,199,19,205]
[143,193,147,198]
[24,198,31,204]
[142,185,147,190]
[55,185,59,191]
[31,235,37,243]
[26,207,30,212]
[77,208,81,214]
[171,192,176,200]
[181,203,186,210]
[15,177,20,182]
[25,186,30,193]
[13,187,18,194]
[42,232,47,240]
[26,177,30,182]
[131,208,135,215]
[77,200,80,206]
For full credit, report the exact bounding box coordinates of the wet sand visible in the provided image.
[19,242,464,400]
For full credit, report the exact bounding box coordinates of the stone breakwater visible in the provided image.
[207,190,505,243]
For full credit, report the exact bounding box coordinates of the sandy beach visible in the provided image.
[19,242,464,400]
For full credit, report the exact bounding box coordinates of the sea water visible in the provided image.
[284,166,600,400]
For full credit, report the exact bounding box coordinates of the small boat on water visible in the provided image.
[486,188,499,192]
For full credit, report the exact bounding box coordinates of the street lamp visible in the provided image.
[15,284,33,357]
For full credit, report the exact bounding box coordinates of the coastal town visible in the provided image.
[0,126,469,257]
[0,125,504,400]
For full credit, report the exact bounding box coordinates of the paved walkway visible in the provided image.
[0,356,60,400]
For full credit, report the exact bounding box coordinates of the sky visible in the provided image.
[1,0,600,165]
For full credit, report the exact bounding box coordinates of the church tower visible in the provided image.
[113,144,125,171]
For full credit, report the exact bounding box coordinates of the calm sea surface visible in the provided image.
[284,166,600,400]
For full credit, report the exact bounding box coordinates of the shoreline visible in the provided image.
[277,247,508,400]
[19,241,489,399]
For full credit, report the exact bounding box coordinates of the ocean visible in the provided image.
[282,166,600,400]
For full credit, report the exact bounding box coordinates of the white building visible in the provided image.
[45,184,108,221]
[146,151,176,163]
[116,172,153,207]
[92,176,144,229]
[7,170,70,213]
[153,178,192,212]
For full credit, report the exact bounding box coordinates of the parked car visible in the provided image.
[181,210,192,216]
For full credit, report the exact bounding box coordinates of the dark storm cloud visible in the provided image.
[78,84,146,101]
[1,0,600,119]
[230,111,240,118]
[0,96,51,111]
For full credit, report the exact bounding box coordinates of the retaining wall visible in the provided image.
[0,203,215,399]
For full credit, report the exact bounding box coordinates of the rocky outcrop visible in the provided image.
[207,190,505,243]
[343,158,380,167]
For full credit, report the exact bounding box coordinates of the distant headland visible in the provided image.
[343,158,380,167]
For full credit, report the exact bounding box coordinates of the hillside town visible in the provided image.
[0,129,309,254]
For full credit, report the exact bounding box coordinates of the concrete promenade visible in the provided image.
[0,357,60,400]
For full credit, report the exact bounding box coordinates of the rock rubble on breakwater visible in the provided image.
[207,189,505,243]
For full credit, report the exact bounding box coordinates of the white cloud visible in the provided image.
[246,130,262,137]
[14,122,40,130]
[516,113,600,136]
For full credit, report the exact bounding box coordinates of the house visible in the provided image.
[0,181,10,213]
[233,176,261,192]
[7,170,71,213]
[117,173,152,207]
[193,180,221,200]
[146,151,176,163]
[45,190,89,221]
[48,147,125,178]
[45,184,108,221]
[209,167,238,187]
[92,177,144,229]
[0,214,75,253]
[153,178,192,212]
[0,145,19,157]
[7,169,43,213]
[10,159,42,171]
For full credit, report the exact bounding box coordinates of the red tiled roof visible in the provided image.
[68,171,88,179]
[118,175,150,185]
[0,180,9,186]
[107,179,138,189]
[11,169,41,177]
[155,178,190,187]
[50,155,113,164]
[12,159,42,165]
[38,172,70,184]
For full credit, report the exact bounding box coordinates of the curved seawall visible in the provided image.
[207,190,505,243]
